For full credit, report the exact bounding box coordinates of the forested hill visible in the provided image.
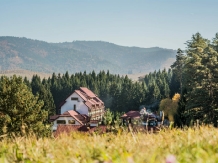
[0,36,176,74]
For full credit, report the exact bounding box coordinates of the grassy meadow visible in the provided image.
[0,126,218,163]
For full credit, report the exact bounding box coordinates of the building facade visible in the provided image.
[50,87,105,132]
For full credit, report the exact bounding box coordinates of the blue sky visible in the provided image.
[1,0,218,49]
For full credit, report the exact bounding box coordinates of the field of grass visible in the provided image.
[0,126,218,163]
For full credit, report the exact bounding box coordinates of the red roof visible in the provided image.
[54,125,107,137]
[75,90,88,101]
[50,110,84,125]
[74,114,89,123]
[121,111,141,119]
[89,99,96,105]
[80,87,96,98]
[85,101,93,108]
[75,87,104,110]
[49,115,59,122]
[67,110,84,125]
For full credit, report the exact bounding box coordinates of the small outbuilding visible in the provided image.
[120,111,141,124]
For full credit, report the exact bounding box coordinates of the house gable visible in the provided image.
[61,92,89,115]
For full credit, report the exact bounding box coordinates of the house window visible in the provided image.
[68,120,76,124]
[74,104,76,111]
[71,97,78,101]
[57,120,66,124]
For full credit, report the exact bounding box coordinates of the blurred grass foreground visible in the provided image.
[0,126,218,163]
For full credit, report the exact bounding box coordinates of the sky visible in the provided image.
[0,0,218,50]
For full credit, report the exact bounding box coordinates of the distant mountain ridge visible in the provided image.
[0,36,176,74]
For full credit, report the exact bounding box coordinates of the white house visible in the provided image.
[50,87,105,131]
[58,87,105,120]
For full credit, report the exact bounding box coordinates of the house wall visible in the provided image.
[52,116,81,131]
[61,92,89,115]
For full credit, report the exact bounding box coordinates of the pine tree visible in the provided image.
[0,76,48,137]
[171,48,186,95]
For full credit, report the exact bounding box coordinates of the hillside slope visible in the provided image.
[0,37,176,74]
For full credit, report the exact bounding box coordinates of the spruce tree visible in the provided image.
[171,48,186,95]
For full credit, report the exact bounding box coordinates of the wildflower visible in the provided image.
[166,155,176,163]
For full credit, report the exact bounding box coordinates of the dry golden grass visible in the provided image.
[0,70,51,80]
[0,126,218,163]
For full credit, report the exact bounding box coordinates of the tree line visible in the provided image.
[32,69,176,114]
